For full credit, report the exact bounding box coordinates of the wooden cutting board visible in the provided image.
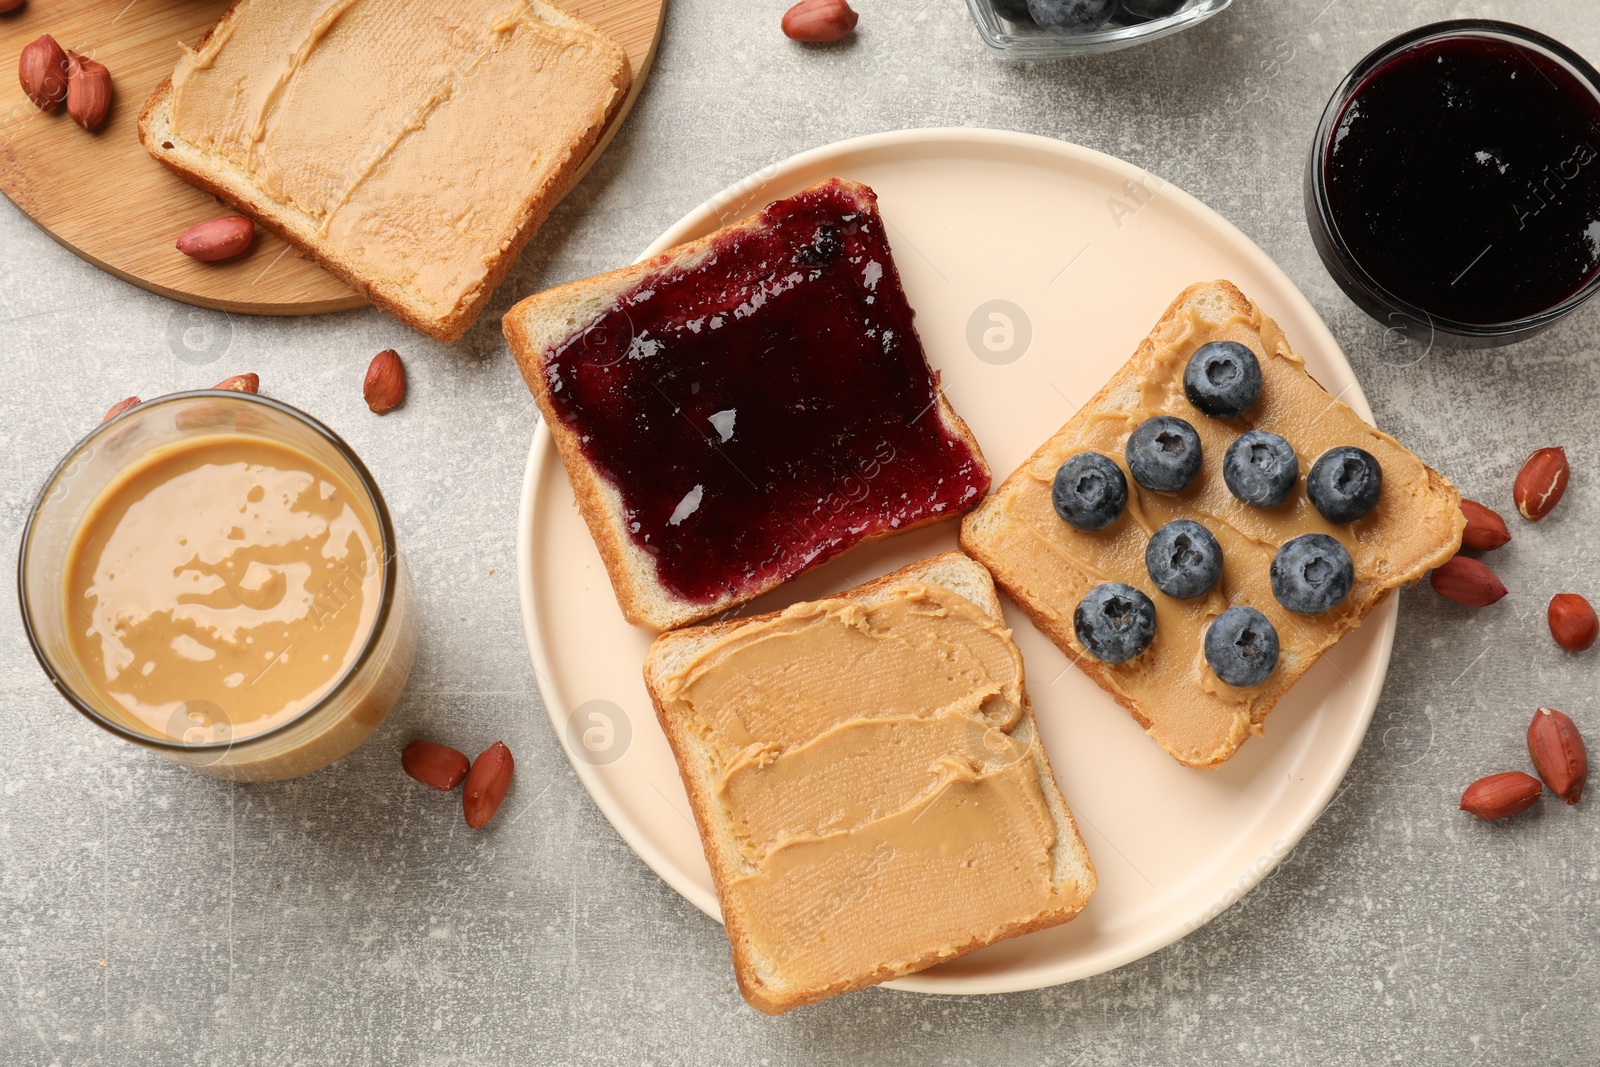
[0,0,665,315]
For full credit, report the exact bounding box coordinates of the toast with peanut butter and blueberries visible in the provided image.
[140,0,630,343]
[643,552,1095,1015]
[961,281,1464,769]
[505,178,990,631]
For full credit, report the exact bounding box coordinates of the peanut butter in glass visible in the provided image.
[65,435,382,745]
[19,393,415,781]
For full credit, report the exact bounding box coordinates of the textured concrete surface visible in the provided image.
[3,0,1599,1063]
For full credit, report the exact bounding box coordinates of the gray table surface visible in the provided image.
[4,0,1599,1063]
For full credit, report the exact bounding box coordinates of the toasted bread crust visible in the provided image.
[505,181,989,631]
[961,281,1464,769]
[138,3,631,343]
[642,553,1095,1014]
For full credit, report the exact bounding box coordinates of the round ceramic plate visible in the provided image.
[516,128,1392,996]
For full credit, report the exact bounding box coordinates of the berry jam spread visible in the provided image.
[542,180,988,606]
[1323,33,1600,326]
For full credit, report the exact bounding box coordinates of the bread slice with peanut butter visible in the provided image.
[643,551,1096,1015]
[138,0,631,343]
[961,281,1465,769]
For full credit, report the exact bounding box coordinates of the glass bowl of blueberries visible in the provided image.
[969,0,1234,58]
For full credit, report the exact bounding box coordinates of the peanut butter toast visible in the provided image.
[961,281,1464,769]
[140,0,630,342]
[643,552,1095,1014]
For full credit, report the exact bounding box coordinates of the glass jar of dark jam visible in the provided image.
[1306,21,1600,347]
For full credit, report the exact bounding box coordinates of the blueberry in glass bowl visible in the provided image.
[989,0,1035,21]
[1028,0,1117,35]
[1122,0,1189,17]
[967,0,1234,58]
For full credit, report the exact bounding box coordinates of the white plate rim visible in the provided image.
[515,127,1394,996]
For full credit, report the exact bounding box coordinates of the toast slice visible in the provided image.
[139,0,630,343]
[505,178,991,631]
[961,281,1464,768]
[643,552,1096,1014]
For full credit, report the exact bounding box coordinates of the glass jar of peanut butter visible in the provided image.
[18,392,417,781]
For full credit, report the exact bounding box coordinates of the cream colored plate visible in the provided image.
[516,129,1392,996]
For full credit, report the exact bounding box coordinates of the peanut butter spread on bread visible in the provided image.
[166,0,625,317]
[963,285,1464,767]
[658,582,1072,990]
